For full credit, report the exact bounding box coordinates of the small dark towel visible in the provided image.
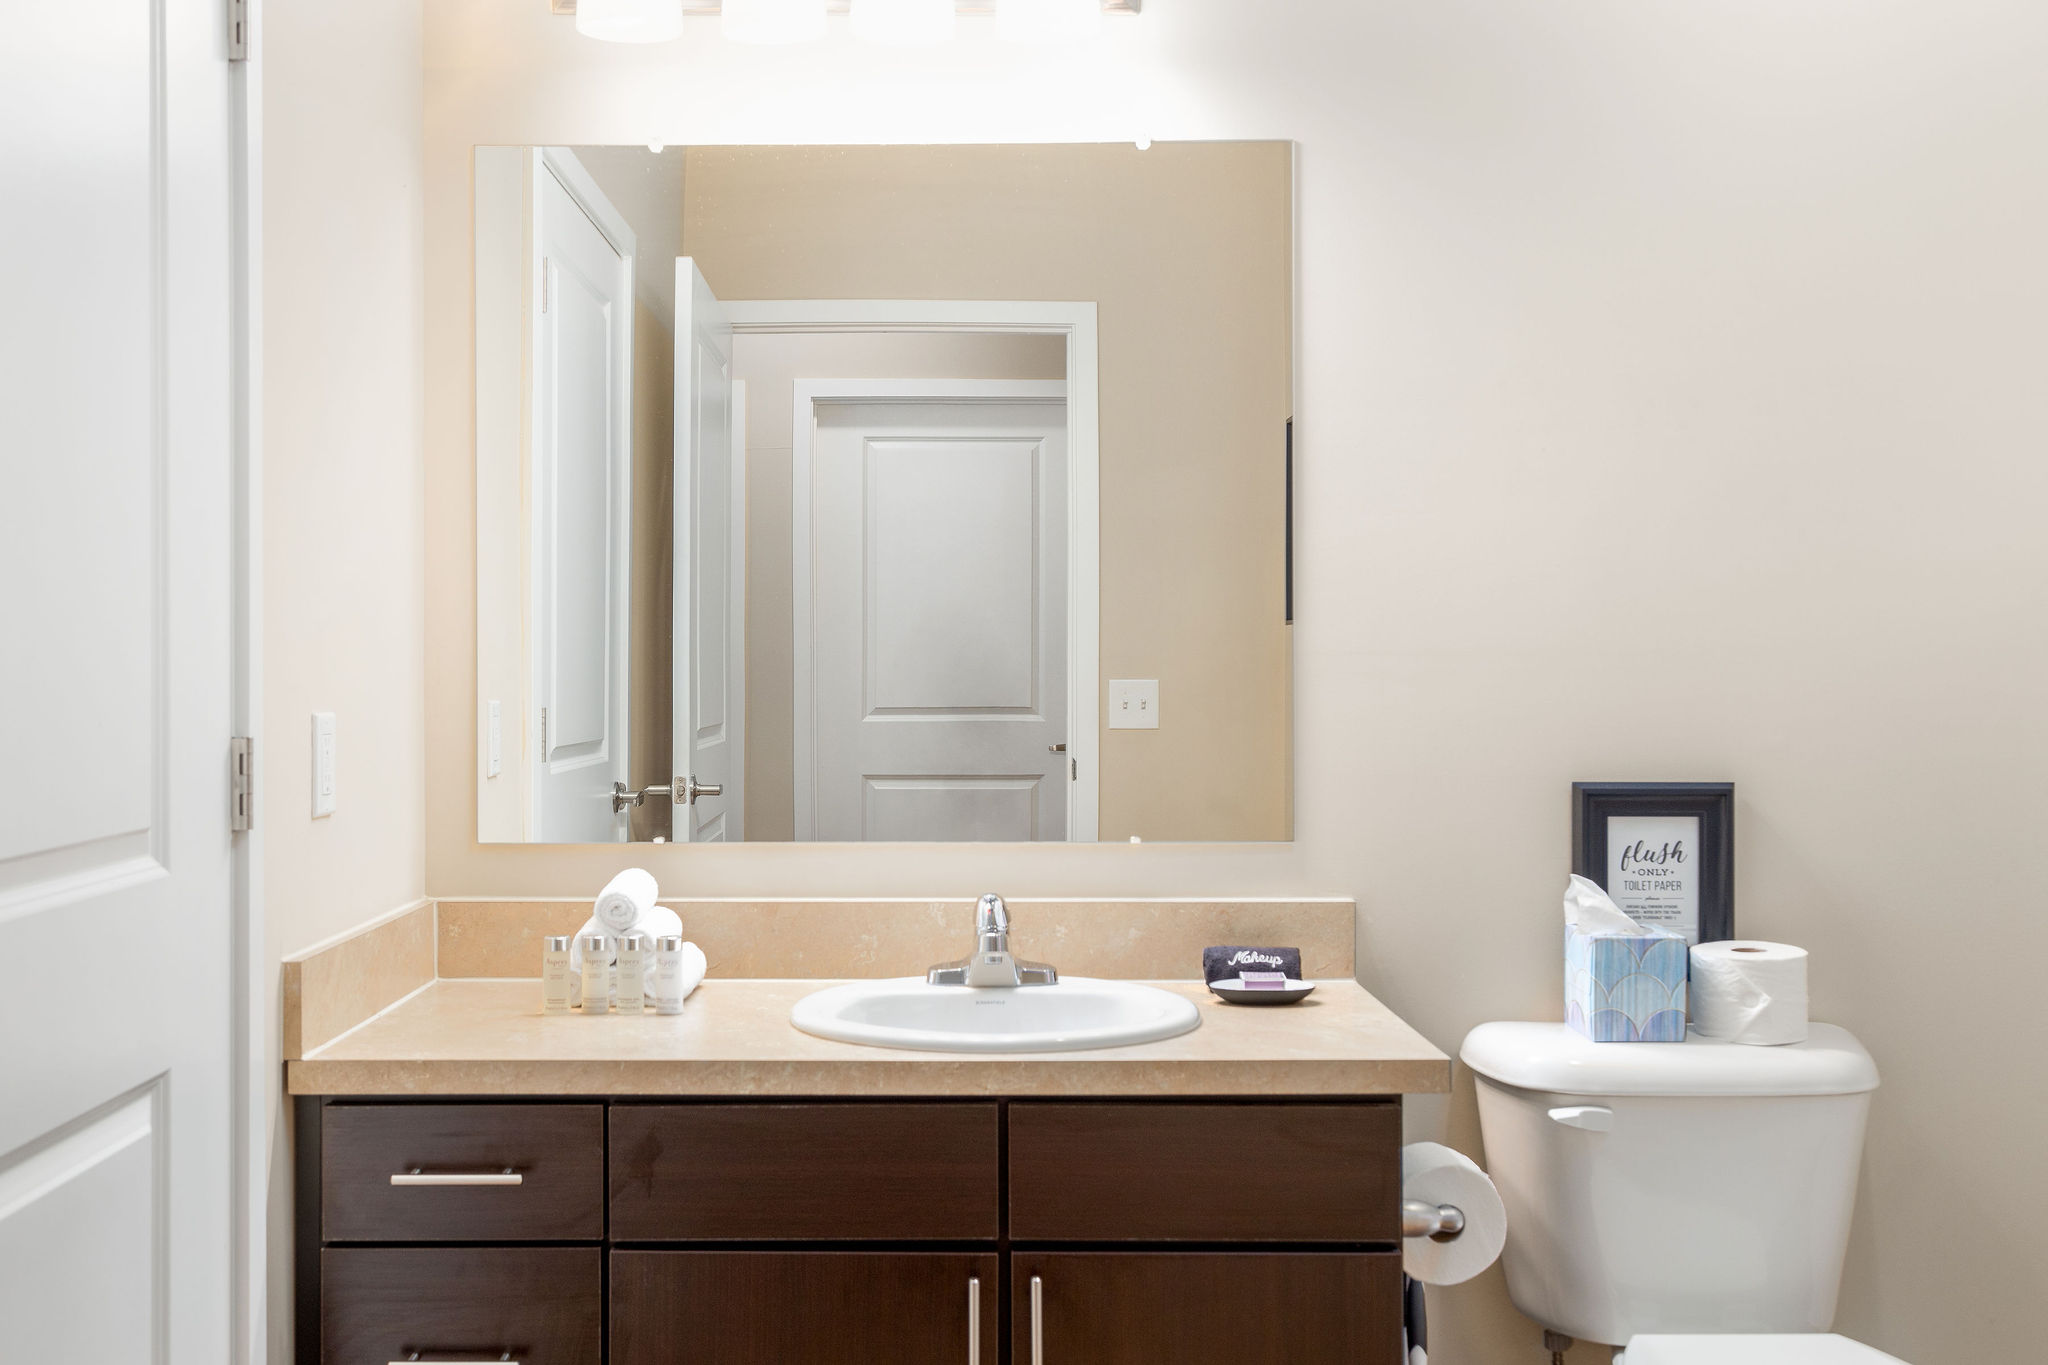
[1203,946,1303,983]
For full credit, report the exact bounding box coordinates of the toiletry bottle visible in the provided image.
[541,935,573,1015]
[617,932,649,1014]
[653,935,685,1015]
[579,932,611,1014]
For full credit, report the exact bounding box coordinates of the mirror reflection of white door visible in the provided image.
[531,153,635,842]
[671,260,739,841]
[0,0,235,1359]
[797,383,1069,842]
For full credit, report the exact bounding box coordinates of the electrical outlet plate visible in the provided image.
[1107,679,1159,730]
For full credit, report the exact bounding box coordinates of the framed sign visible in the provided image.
[1571,782,1734,945]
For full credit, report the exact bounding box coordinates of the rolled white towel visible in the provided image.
[594,868,660,934]
[568,905,684,1000]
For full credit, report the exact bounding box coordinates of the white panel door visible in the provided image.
[800,394,1068,841]
[532,162,634,841]
[0,1,235,1362]
[671,261,736,841]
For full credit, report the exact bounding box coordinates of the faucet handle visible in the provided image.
[975,893,1008,935]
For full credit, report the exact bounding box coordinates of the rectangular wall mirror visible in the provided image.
[474,142,1293,844]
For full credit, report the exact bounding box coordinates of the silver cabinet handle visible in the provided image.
[388,1168,522,1186]
[1030,1274,1044,1365]
[967,1276,980,1365]
[389,1355,517,1364]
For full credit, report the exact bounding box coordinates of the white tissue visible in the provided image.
[594,867,660,934]
[569,905,684,1000]
[1690,940,1809,1045]
[1564,873,1676,937]
[1401,1143,1507,1287]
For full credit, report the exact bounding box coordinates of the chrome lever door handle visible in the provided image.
[612,781,672,813]
[967,1276,980,1365]
[671,775,723,805]
[1030,1274,1044,1365]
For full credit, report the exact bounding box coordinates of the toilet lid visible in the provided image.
[1624,1335,1908,1365]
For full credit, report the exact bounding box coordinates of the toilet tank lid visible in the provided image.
[1460,1022,1879,1097]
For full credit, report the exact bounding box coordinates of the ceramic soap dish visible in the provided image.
[1206,975,1317,1006]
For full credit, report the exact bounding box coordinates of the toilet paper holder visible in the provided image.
[1403,1198,1467,1242]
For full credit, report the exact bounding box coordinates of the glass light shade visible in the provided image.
[849,0,956,47]
[575,0,686,44]
[996,0,1101,44]
[722,0,827,44]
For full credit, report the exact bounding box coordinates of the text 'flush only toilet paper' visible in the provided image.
[1401,1143,1506,1286]
[1690,940,1809,1045]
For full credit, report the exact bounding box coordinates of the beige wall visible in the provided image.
[732,330,1066,839]
[263,1,427,1361]
[627,300,676,840]
[686,144,1294,842]
[417,4,2048,1363]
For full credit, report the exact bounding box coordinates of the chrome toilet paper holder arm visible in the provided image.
[1402,1198,1466,1242]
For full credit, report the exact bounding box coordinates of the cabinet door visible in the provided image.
[1012,1252,1401,1365]
[613,1251,998,1365]
[321,1246,601,1365]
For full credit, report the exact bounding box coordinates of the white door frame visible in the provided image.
[791,378,1079,841]
[726,377,749,841]
[526,147,637,839]
[726,299,1100,842]
[736,295,1101,842]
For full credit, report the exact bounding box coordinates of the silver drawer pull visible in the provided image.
[389,1168,522,1186]
[967,1276,980,1365]
[389,1355,517,1364]
[1030,1274,1044,1365]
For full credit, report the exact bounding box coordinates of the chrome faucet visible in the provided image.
[927,894,1058,987]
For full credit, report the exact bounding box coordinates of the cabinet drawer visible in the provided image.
[321,1247,601,1365]
[1008,1102,1401,1242]
[610,1103,999,1241]
[1013,1252,1401,1365]
[321,1103,604,1242]
[613,1251,998,1365]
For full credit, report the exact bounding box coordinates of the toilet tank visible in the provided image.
[1461,1022,1879,1347]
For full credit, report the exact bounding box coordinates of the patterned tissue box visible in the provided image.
[1565,926,1688,1042]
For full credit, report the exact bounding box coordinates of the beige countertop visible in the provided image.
[287,978,1452,1098]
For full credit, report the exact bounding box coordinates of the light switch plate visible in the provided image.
[311,712,336,817]
[1108,679,1160,729]
[486,700,502,777]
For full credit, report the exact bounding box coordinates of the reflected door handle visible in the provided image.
[673,776,722,805]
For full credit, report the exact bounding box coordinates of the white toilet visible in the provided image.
[1461,1022,1903,1363]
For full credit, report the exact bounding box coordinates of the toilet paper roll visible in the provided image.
[1689,940,1809,1045]
[1401,1143,1506,1287]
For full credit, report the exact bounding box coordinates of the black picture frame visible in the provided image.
[1571,781,1735,944]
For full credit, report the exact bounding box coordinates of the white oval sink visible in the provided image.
[791,977,1201,1054]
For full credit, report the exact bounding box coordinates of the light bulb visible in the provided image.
[850,0,956,47]
[575,0,685,44]
[722,0,827,44]
[996,0,1100,44]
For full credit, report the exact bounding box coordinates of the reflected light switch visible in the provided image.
[1108,679,1159,730]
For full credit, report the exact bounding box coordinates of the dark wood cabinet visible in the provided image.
[300,1096,1405,1365]
[1012,1251,1402,1365]
[613,1251,998,1365]
[610,1103,1000,1241]
[320,1246,602,1365]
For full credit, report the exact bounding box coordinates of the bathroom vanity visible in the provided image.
[285,902,1449,1365]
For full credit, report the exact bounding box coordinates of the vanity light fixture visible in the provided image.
[556,0,1136,46]
[723,0,829,44]
[849,0,955,46]
[575,0,687,43]
[996,0,1101,44]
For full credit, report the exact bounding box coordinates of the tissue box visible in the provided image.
[1565,927,1688,1042]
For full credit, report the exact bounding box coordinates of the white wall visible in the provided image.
[262,2,427,1361]
[415,3,2048,1362]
